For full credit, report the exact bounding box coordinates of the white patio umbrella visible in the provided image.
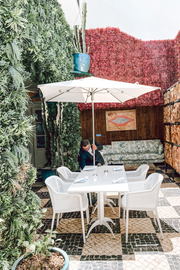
[38,76,161,165]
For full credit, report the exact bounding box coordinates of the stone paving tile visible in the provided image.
[82,233,122,256]
[124,210,148,218]
[31,186,42,192]
[69,255,81,270]
[157,233,180,255]
[156,206,179,219]
[41,198,49,208]
[36,191,50,199]
[158,190,165,197]
[157,197,171,206]
[173,206,180,216]
[78,259,123,270]
[161,183,179,189]
[163,177,176,184]
[123,254,171,270]
[56,218,89,234]
[55,233,84,255]
[165,254,180,270]
[37,186,48,192]
[159,219,180,233]
[43,199,52,207]
[121,233,163,255]
[166,197,180,206]
[151,218,180,234]
[120,218,155,234]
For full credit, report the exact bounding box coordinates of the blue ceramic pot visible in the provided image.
[74,53,90,72]
[41,167,57,182]
[11,247,69,270]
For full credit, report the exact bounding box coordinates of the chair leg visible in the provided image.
[153,211,157,226]
[89,192,92,206]
[56,213,60,227]
[51,212,56,230]
[92,202,98,214]
[119,193,121,218]
[123,209,126,224]
[86,208,89,224]
[155,209,164,239]
[126,210,129,243]
[80,210,86,244]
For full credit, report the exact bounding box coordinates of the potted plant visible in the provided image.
[73,1,90,72]
[11,230,69,270]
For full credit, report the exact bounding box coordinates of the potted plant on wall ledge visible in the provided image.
[73,1,90,73]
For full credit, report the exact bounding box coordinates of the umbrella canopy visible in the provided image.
[38,76,161,103]
[38,77,161,165]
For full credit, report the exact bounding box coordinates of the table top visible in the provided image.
[67,165,129,193]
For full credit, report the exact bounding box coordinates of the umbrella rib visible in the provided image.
[46,87,90,101]
[46,87,76,101]
[94,88,108,93]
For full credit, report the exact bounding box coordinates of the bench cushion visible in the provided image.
[111,140,163,154]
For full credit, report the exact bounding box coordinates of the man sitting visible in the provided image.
[79,139,104,170]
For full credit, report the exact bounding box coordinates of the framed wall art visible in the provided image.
[105,109,136,131]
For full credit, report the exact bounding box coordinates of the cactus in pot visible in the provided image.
[73,2,90,72]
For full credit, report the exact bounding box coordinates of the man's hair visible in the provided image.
[81,139,90,147]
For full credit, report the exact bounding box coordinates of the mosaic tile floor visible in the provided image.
[33,165,180,270]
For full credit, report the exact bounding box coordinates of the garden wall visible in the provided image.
[78,28,178,111]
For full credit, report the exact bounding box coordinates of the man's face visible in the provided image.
[82,143,90,151]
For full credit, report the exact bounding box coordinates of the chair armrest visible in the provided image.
[127,176,143,182]
[128,181,145,192]
[126,171,137,178]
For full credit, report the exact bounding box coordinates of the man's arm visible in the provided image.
[89,139,103,151]
[95,140,103,151]
[79,154,86,170]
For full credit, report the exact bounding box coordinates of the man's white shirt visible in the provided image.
[88,145,93,156]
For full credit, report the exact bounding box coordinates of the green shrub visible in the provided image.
[0,0,81,268]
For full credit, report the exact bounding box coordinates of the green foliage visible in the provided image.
[20,0,81,170]
[0,0,82,268]
[60,103,81,171]
[22,230,59,258]
[0,1,42,268]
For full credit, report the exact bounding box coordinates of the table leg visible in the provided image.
[86,191,116,239]
[92,194,116,215]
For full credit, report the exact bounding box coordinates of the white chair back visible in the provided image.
[126,164,149,182]
[57,166,70,180]
[45,176,78,213]
[127,173,163,210]
[136,164,149,179]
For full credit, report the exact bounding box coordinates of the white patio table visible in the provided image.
[67,165,129,239]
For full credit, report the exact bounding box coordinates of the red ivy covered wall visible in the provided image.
[78,28,179,111]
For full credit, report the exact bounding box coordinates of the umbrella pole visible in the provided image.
[91,93,95,166]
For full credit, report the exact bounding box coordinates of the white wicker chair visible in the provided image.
[45,175,89,243]
[121,173,164,243]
